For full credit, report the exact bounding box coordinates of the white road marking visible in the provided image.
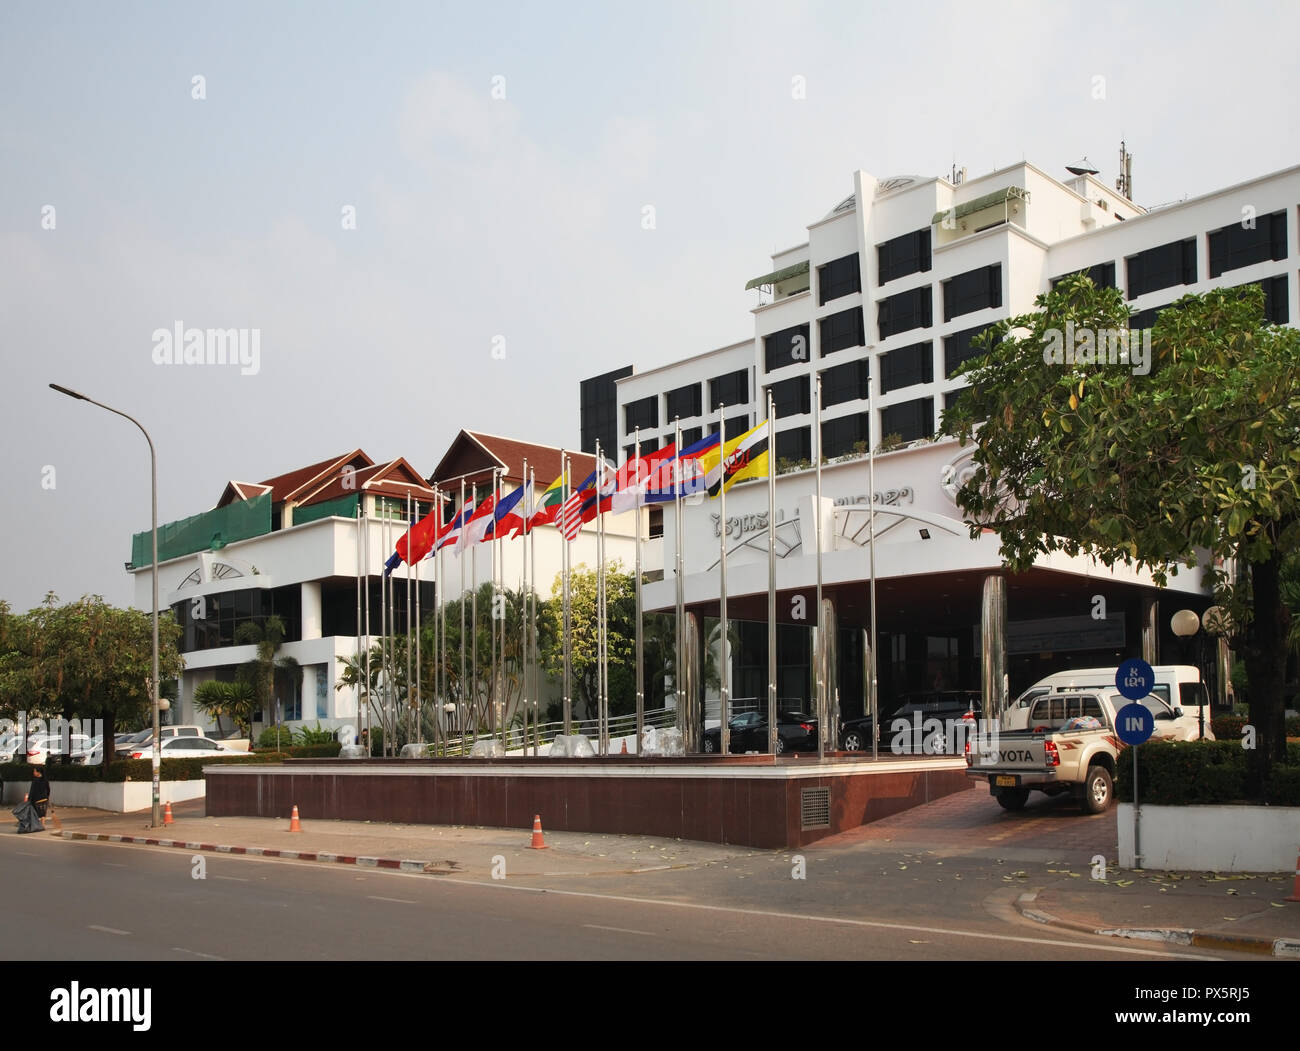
[367,895,417,904]
[213,875,249,882]
[583,923,655,937]
[173,947,224,960]
[417,877,1223,960]
[88,925,130,936]
[101,862,127,867]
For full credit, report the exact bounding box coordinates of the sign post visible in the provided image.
[1116,659,1156,869]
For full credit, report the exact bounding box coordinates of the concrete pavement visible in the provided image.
[22,789,1300,958]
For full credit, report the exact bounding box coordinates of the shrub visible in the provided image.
[294,721,338,746]
[256,726,296,750]
[1210,714,1246,740]
[1114,739,1299,806]
[0,754,281,784]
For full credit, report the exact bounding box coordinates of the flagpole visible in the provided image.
[355,496,364,748]
[380,508,389,755]
[767,390,778,755]
[673,418,685,744]
[815,373,825,761]
[529,466,537,756]
[634,427,644,756]
[718,406,730,757]
[561,451,572,737]
[406,492,413,751]
[363,495,371,751]
[594,439,605,754]
[471,508,479,749]
[416,500,424,746]
[520,458,528,752]
[436,491,447,755]
[459,478,467,751]
[868,378,880,761]
[600,451,610,755]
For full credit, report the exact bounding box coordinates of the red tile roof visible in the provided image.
[302,458,439,505]
[430,430,599,489]
[258,450,373,503]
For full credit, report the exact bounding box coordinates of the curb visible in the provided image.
[55,830,450,874]
[1016,890,1300,959]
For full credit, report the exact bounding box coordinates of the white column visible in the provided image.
[301,581,322,641]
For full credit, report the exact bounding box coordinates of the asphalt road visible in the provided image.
[0,830,1247,962]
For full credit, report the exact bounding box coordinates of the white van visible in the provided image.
[1004,664,1213,739]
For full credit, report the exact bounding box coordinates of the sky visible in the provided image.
[2,0,1297,613]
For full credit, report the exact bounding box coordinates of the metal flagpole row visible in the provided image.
[767,390,778,755]
[406,492,413,751]
[594,439,605,754]
[718,407,730,757]
[562,451,572,737]
[673,418,685,743]
[815,374,825,762]
[459,478,467,750]
[354,498,363,749]
[529,466,538,756]
[633,427,644,756]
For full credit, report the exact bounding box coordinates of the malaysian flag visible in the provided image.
[556,489,585,540]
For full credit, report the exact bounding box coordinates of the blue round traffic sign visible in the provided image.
[1116,702,1155,745]
[1116,658,1156,701]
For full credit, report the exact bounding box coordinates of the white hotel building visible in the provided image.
[605,158,1299,731]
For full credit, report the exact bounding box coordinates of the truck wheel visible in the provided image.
[1083,766,1112,814]
[996,787,1029,811]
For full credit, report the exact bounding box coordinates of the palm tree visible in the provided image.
[193,679,257,739]
[234,615,302,748]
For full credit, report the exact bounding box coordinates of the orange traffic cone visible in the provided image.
[621,739,628,754]
[1286,847,1300,903]
[528,814,547,849]
[289,805,302,833]
[163,802,174,826]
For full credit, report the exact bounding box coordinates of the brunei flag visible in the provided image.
[699,420,770,497]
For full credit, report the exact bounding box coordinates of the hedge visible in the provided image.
[1211,714,1300,740]
[253,742,341,759]
[1114,739,1300,806]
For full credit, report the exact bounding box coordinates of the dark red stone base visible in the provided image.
[206,756,969,849]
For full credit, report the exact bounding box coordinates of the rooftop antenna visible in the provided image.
[1116,140,1134,200]
[1065,156,1099,177]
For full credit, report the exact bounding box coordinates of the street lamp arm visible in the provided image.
[49,382,163,828]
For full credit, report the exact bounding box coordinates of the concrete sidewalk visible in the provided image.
[22,799,1300,957]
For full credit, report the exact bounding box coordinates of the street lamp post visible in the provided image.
[1170,608,1203,739]
[50,383,163,827]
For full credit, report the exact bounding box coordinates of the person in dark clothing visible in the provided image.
[13,767,49,833]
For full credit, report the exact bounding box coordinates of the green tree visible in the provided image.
[942,278,1299,794]
[193,679,257,738]
[0,593,185,763]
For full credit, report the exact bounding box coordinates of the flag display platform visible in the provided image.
[206,755,968,850]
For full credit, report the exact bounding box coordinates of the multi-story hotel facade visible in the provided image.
[606,158,1299,727]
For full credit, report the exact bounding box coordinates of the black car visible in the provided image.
[840,690,982,754]
[701,710,819,755]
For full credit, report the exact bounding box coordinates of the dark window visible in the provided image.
[709,369,749,409]
[624,395,658,433]
[877,285,933,339]
[764,324,811,372]
[880,397,934,443]
[1050,262,1117,289]
[880,341,933,394]
[817,253,862,305]
[821,412,871,458]
[623,436,659,462]
[709,414,751,437]
[580,366,633,456]
[1209,210,1287,278]
[665,383,702,420]
[820,358,870,408]
[944,325,996,377]
[1126,239,1197,298]
[681,426,703,447]
[1232,275,1289,324]
[819,307,866,356]
[648,508,664,539]
[943,265,1002,321]
[943,388,966,414]
[876,228,932,285]
[767,376,811,418]
[776,427,811,464]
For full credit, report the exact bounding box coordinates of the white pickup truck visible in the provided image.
[967,688,1196,814]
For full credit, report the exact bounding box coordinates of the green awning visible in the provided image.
[745,260,810,291]
[931,186,1029,226]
